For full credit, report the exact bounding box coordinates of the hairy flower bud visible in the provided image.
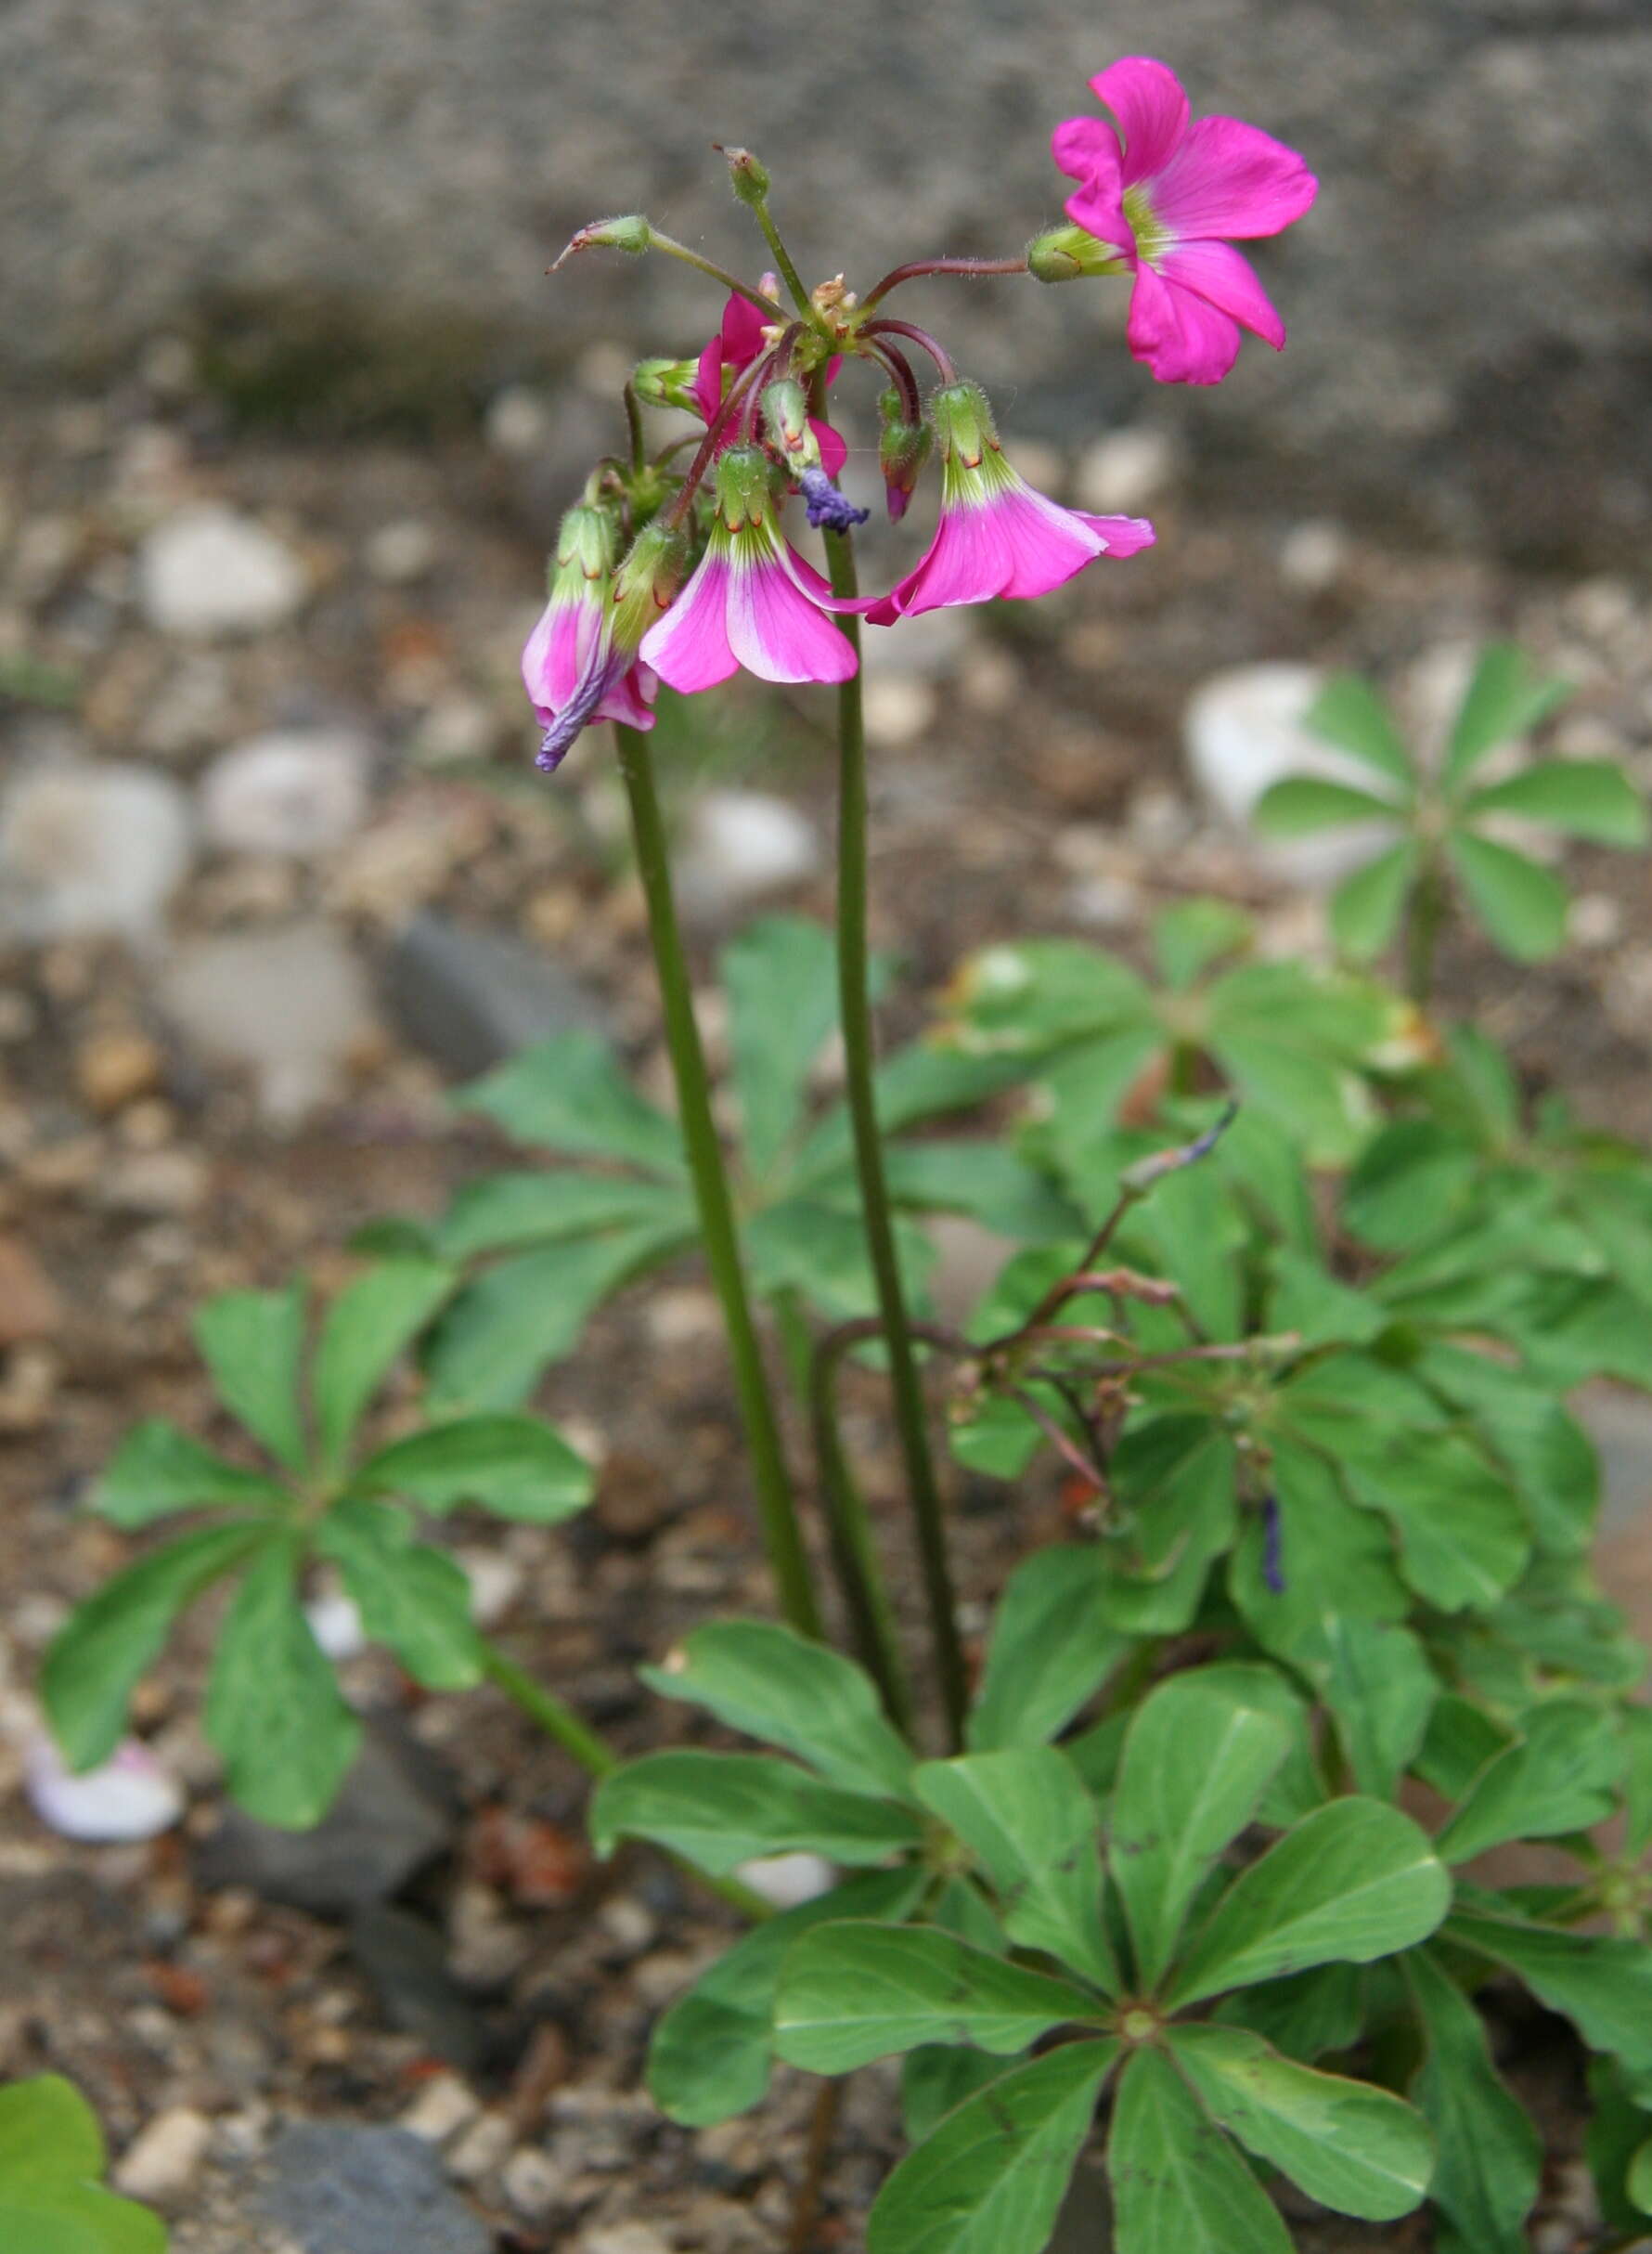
[552,214,652,267]
[632,357,703,413]
[721,147,771,208]
[1026,223,1128,284]
[610,517,690,648]
[760,379,820,473]
[877,386,933,524]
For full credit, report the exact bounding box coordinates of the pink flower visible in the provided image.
[693,291,848,475]
[1052,57,1317,385]
[865,382,1154,623]
[640,445,857,692]
[523,504,655,769]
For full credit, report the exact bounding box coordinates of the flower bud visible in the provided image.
[877,386,933,524]
[760,378,820,473]
[631,357,703,414]
[1026,223,1129,283]
[926,379,1000,471]
[552,214,651,267]
[551,501,619,597]
[712,443,781,531]
[721,147,771,208]
[610,517,690,647]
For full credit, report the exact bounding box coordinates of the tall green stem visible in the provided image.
[613,722,821,1639]
[822,526,967,1745]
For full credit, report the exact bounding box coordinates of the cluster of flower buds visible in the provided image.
[525,55,1316,769]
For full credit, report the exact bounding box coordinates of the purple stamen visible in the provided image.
[536,646,623,772]
[799,466,870,532]
[1261,1494,1285,1595]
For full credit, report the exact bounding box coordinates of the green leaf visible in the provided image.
[1628,2138,1652,2217]
[1444,1907,1652,2074]
[1213,1963,1369,2063]
[1444,642,1571,788]
[1230,1441,1410,1644]
[310,1257,455,1470]
[946,939,1155,1056]
[1108,2047,1293,2254]
[432,1171,692,1261]
[1447,831,1569,961]
[870,2041,1118,2254]
[1340,1430,1530,1613]
[1623,1706,1652,1858]
[900,2045,1018,2147]
[1341,1121,1482,1250]
[1304,673,1414,786]
[590,1753,921,1875]
[746,1196,935,1324]
[203,1535,362,1828]
[1436,1698,1622,1863]
[648,1868,926,2127]
[1152,898,1252,990]
[880,1142,1080,1242]
[316,1498,483,1691]
[351,1413,593,1522]
[722,915,839,1181]
[42,1522,265,1771]
[421,1223,691,1408]
[1170,2024,1433,2221]
[1416,1341,1597,1559]
[193,1282,309,1472]
[1587,2057,1652,2231]
[456,1030,687,1174]
[1464,758,1646,847]
[1263,1612,1438,1800]
[1405,1947,1541,2254]
[1252,776,1403,836]
[93,1419,290,1528]
[0,2076,166,2254]
[639,1620,912,1799]
[1268,1248,1387,1349]
[1109,1673,1292,1990]
[1330,840,1418,962]
[1100,1414,1237,1632]
[1168,1800,1450,2009]
[966,1547,1124,1752]
[792,1045,1040,1185]
[773,1922,1100,2073]
[914,1749,1116,1990]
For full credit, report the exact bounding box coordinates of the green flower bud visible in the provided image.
[722,147,771,207]
[552,214,652,267]
[1026,223,1129,283]
[610,518,689,648]
[631,357,703,414]
[760,378,820,472]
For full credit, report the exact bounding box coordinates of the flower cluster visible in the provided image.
[524,57,1315,768]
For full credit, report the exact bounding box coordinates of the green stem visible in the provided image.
[481,1640,772,1923]
[751,201,817,327]
[644,227,777,315]
[822,525,967,1746]
[613,722,822,1639]
[623,380,646,474]
[1404,849,1446,1006]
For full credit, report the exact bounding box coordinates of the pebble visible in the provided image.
[200,728,372,857]
[862,674,937,747]
[25,1734,186,1843]
[734,1851,835,1909]
[1278,519,1350,595]
[250,2121,491,2254]
[381,911,607,1081]
[75,1029,163,1114]
[112,2106,213,2206]
[501,2144,561,2222]
[457,1549,524,1629]
[1570,891,1624,950]
[0,1346,63,1433]
[1074,426,1177,514]
[677,790,820,913]
[0,1237,63,1344]
[366,518,439,584]
[484,386,555,459]
[97,1147,210,1216]
[138,504,308,638]
[0,759,194,944]
[581,2226,673,2254]
[157,920,377,1121]
[444,2110,513,2185]
[400,2075,483,2147]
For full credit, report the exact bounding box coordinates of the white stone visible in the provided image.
[445,2110,514,2183]
[502,2145,561,2221]
[734,1850,836,1909]
[484,386,554,459]
[458,1548,524,1629]
[399,2072,482,2145]
[678,790,820,909]
[581,2227,673,2254]
[1075,427,1178,515]
[862,674,937,747]
[1570,892,1624,950]
[200,729,371,857]
[112,2107,213,2206]
[138,504,307,638]
[303,1586,368,1662]
[1183,661,1402,887]
[157,919,376,1122]
[364,517,438,584]
[1278,520,1350,594]
[0,760,193,944]
[25,1734,185,1842]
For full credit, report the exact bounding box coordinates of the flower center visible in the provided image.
[1123,184,1171,266]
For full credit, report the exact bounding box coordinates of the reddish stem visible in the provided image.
[861,253,1031,309]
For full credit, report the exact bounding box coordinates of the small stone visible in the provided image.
[1065,873,1142,929]
[958,644,1020,715]
[444,2110,513,2185]
[734,1851,835,1909]
[76,1030,163,1114]
[366,519,439,585]
[411,695,496,768]
[97,1147,210,1216]
[251,2121,491,2254]
[1075,427,1177,514]
[381,912,607,1080]
[643,1287,720,1350]
[1569,891,1623,949]
[862,675,937,747]
[113,2107,213,2207]
[501,2145,561,2222]
[1278,519,1350,594]
[484,386,554,459]
[677,790,820,913]
[399,2075,482,2147]
[139,505,308,639]
[158,920,377,1122]
[25,1735,185,1843]
[456,1549,524,1629]
[200,729,371,857]
[0,1345,62,1431]
[598,1896,657,1954]
[0,760,194,944]
[0,1237,63,1344]
[581,2226,673,2254]
[349,1904,488,2076]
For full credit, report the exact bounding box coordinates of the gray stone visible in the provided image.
[137,505,308,639]
[250,2123,490,2254]
[200,729,372,857]
[347,1904,488,2076]
[157,919,378,1121]
[0,758,194,945]
[676,790,820,914]
[193,1724,458,1917]
[381,910,608,1079]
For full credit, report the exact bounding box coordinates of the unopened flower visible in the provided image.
[877,387,933,524]
[1052,57,1317,385]
[640,445,856,692]
[523,504,657,770]
[694,292,847,473]
[867,382,1153,620]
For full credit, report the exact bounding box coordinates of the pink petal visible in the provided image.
[811,418,848,478]
[1057,119,1129,252]
[719,292,770,368]
[27,1733,184,1843]
[1052,113,1119,184]
[640,554,739,693]
[1156,238,1285,349]
[1150,115,1318,241]
[595,659,659,730]
[693,331,726,424]
[1088,58,1190,186]
[522,598,586,712]
[1126,262,1243,385]
[1073,511,1158,557]
[726,551,858,684]
[886,473,1140,616]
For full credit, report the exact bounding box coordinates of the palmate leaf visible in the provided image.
[1415,1341,1598,1559]
[1097,1413,1238,1633]
[1443,641,1571,788]
[431,1171,692,1261]
[1443,1906,1652,2075]
[791,1044,1042,1185]
[964,1547,1127,1753]
[914,1749,1117,1991]
[1303,672,1414,785]
[591,1752,922,1876]
[900,2046,1021,2148]
[1108,2048,1292,2254]
[1251,776,1405,836]
[943,939,1155,1057]
[1258,1610,1437,1801]
[721,914,840,1181]
[1230,1441,1411,1642]
[203,1534,362,1828]
[1435,1697,1623,1863]
[1464,757,1647,846]
[639,1620,913,1799]
[772,1923,1100,2074]
[1213,1963,1369,2064]
[648,1868,926,2127]
[316,1498,484,1691]
[93,1419,290,1529]
[1150,898,1252,990]
[1330,1426,1532,1613]
[351,1413,593,1522]
[193,1283,308,1473]
[1406,1946,1541,2254]
[745,1195,936,1324]
[1108,1673,1291,1990]
[309,1256,455,1470]
[869,2041,1119,2254]
[1169,2023,1434,2221]
[456,1029,688,1175]
[1330,838,1419,962]
[1447,830,1569,960]
[0,2076,165,2254]
[878,1142,1081,1242]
